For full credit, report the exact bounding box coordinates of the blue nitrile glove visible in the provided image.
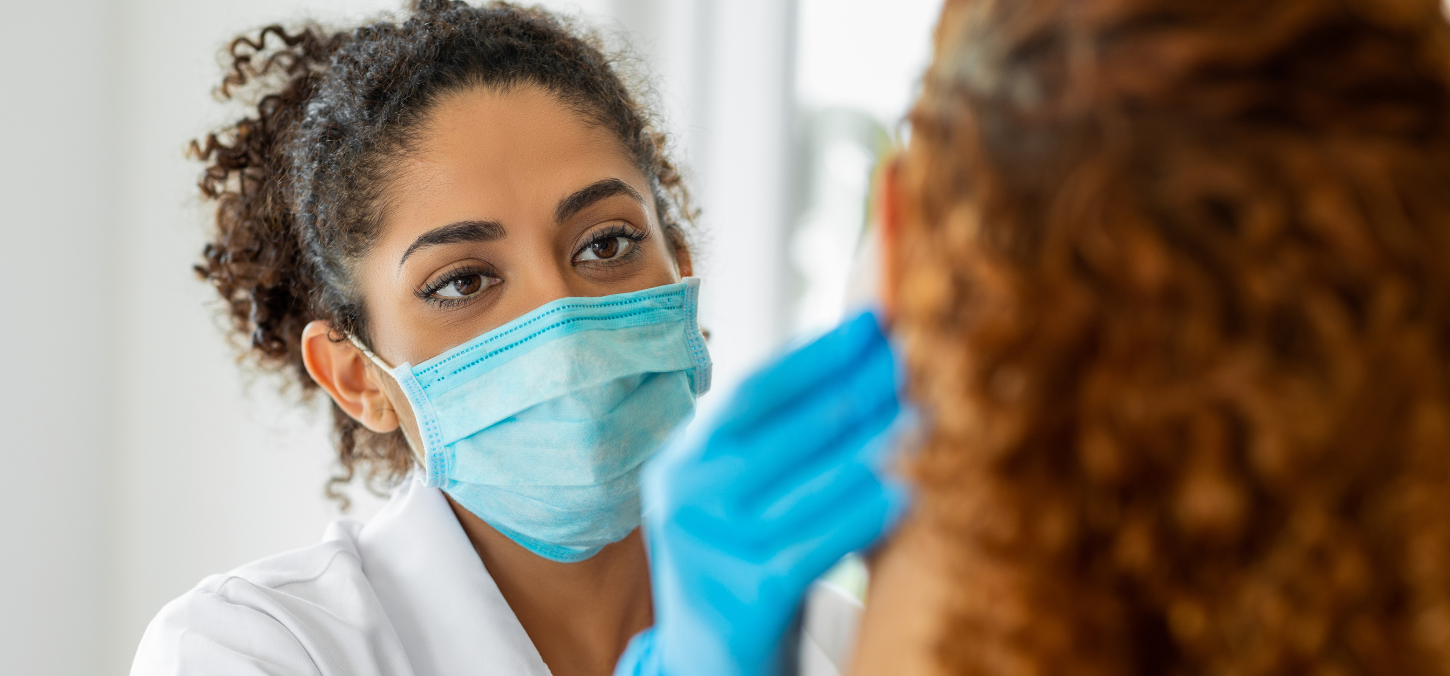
[615,310,912,676]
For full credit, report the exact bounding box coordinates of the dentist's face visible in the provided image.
[302,84,690,456]
[361,84,689,368]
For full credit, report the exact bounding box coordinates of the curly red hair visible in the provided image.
[895,0,1450,672]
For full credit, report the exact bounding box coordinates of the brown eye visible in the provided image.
[576,236,632,262]
[434,273,484,298]
[593,238,622,259]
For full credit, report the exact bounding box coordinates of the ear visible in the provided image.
[301,320,400,434]
[877,158,903,323]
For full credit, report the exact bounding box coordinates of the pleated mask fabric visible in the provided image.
[367,278,711,562]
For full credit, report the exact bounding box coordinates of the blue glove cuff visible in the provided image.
[615,627,662,676]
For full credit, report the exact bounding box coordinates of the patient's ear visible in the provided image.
[300,320,400,433]
[878,158,903,323]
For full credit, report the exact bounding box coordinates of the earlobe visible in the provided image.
[301,320,401,433]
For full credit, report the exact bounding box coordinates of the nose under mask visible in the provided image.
[357,278,711,562]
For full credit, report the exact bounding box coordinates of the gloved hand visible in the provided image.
[615,311,911,676]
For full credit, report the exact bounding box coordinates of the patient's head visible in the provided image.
[890,0,1450,672]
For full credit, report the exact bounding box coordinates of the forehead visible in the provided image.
[385,84,650,224]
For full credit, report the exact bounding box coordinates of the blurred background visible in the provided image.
[0,0,939,673]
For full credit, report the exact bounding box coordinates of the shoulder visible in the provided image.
[131,585,321,676]
[131,520,412,676]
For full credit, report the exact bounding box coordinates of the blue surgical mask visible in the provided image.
[356,279,711,562]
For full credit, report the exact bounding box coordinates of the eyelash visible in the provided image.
[415,263,498,308]
[413,225,647,309]
[575,223,649,266]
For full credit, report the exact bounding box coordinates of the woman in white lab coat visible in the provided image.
[131,2,860,675]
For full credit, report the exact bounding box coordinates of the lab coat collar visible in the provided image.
[355,477,552,676]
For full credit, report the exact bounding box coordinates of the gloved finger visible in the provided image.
[751,464,891,558]
[703,333,899,496]
[674,388,896,531]
[727,316,896,442]
[699,486,907,619]
[646,314,895,507]
[756,418,905,528]
[647,385,908,551]
[712,311,889,434]
[696,455,901,562]
[656,392,895,519]
[768,473,912,579]
[733,394,900,522]
[669,415,896,532]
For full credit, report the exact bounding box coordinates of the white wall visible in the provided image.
[691,0,801,399]
[105,3,402,670]
[0,1,115,673]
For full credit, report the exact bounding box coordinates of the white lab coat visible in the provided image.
[130,477,860,676]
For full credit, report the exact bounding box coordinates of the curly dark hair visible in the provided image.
[895,0,1450,673]
[190,0,694,504]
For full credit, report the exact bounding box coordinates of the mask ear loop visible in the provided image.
[346,332,402,422]
[344,334,419,475]
[347,333,396,372]
[345,333,451,487]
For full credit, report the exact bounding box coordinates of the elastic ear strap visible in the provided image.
[348,334,396,372]
[348,333,442,482]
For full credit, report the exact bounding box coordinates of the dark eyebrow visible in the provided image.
[555,178,644,225]
[398,220,506,269]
